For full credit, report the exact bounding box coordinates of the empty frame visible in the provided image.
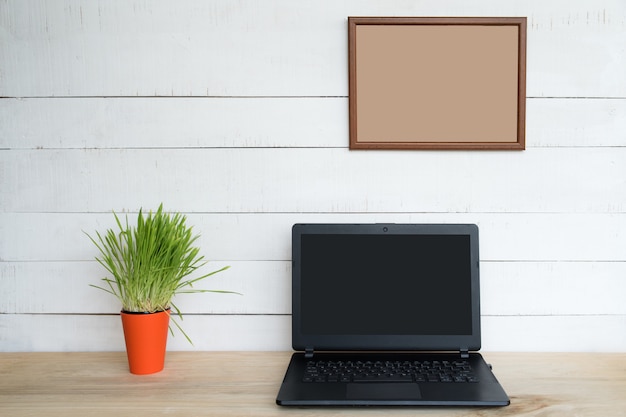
[348,17,527,150]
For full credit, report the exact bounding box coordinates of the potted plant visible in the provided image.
[86,204,235,374]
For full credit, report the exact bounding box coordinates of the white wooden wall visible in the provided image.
[1,0,625,352]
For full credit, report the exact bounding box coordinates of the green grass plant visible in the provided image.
[86,204,236,343]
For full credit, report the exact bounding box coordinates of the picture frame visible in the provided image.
[348,17,527,150]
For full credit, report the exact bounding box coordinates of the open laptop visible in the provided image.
[276,223,509,406]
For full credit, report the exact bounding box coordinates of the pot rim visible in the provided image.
[120,308,171,315]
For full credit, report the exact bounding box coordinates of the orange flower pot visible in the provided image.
[120,309,170,375]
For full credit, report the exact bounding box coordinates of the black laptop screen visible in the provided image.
[300,233,473,336]
[292,224,482,351]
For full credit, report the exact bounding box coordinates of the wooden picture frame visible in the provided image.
[348,17,527,150]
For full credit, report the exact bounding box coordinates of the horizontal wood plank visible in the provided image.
[1,314,624,352]
[1,0,624,97]
[1,213,625,262]
[2,260,625,316]
[480,261,626,316]
[1,97,625,149]
[2,148,625,213]
[0,260,287,315]
[0,314,292,352]
[0,97,348,149]
[482,315,626,352]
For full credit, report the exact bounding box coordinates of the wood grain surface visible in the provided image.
[1,352,625,417]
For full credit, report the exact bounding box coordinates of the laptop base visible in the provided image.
[277,352,510,406]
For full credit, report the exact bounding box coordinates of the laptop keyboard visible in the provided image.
[303,359,479,383]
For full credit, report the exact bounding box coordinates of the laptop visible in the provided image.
[276,223,510,406]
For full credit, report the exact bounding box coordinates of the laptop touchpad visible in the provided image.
[347,383,422,400]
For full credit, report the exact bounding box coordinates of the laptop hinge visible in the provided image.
[304,348,314,359]
[460,349,469,359]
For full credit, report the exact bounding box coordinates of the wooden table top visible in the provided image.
[1,351,624,416]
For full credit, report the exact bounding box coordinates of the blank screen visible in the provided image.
[300,234,473,336]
